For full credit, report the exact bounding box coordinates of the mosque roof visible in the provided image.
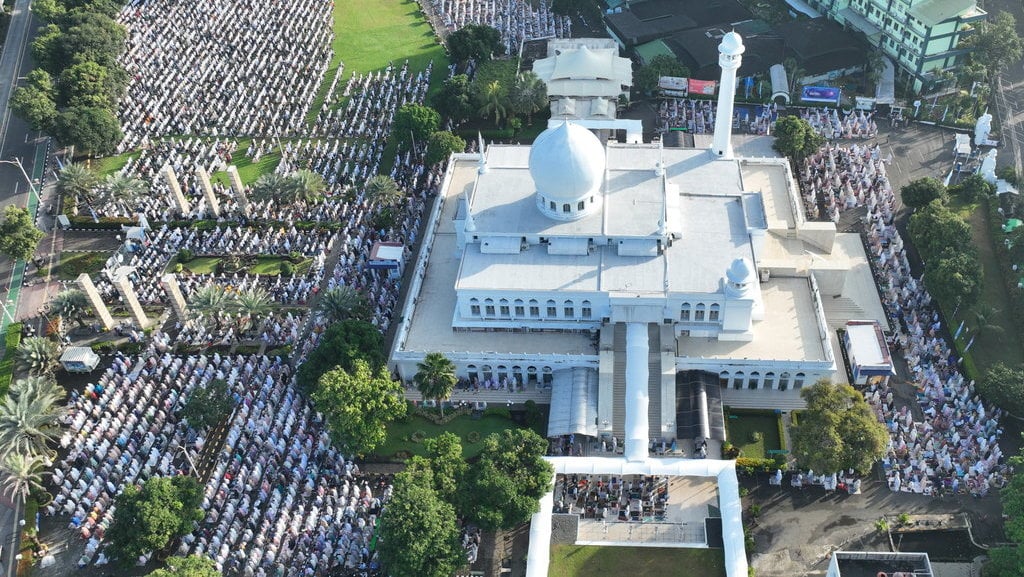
[528,122,605,203]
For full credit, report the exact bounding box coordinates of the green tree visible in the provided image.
[316,285,369,324]
[10,70,58,132]
[147,555,220,577]
[31,0,66,23]
[990,437,1024,577]
[53,105,123,156]
[0,206,44,262]
[425,131,466,166]
[187,284,234,331]
[233,287,273,332]
[57,162,100,200]
[182,378,235,431]
[901,177,947,210]
[0,376,65,458]
[50,289,91,327]
[364,174,404,207]
[295,320,385,392]
[392,104,441,152]
[478,80,508,125]
[908,200,973,261]
[772,116,824,161]
[431,74,474,124]
[983,546,1024,577]
[59,60,116,108]
[290,168,326,205]
[378,464,465,577]
[790,380,889,474]
[106,476,204,566]
[250,172,296,203]
[99,173,147,211]
[311,359,407,453]
[976,363,1024,416]
[1009,226,1024,266]
[16,337,61,376]
[948,173,994,202]
[634,54,689,94]
[56,10,126,67]
[963,11,1023,75]
[459,428,553,530]
[31,24,63,75]
[509,71,548,125]
[414,353,457,418]
[924,249,983,309]
[422,432,466,503]
[446,24,503,63]
[0,452,48,502]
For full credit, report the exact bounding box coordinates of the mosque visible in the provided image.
[389,32,887,450]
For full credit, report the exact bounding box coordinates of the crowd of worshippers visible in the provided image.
[552,474,670,522]
[768,468,863,494]
[431,0,570,54]
[53,352,401,575]
[310,62,433,139]
[800,143,895,223]
[657,99,778,136]
[799,107,878,140]
[116,0,333,151]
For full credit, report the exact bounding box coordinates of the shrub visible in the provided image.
[749,431,763,443]
[875,518,890,533]
[410,430,426,443]
[466,431,481,443]
[482,406,511,419]
[898,513,911,526]
[735,457,786,476]
[722,441,741,459]
[279,261,294,277]
[750,504,762,518]
[177,248,195,263]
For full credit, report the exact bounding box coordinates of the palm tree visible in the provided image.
[972,304,1004,338]
[0,387,64,458]
[784,57,806,94]
[250,172,297,204]
[49,289,91,328]
[187,284,235,331]
[57,163,99,200]
[316,286,368,324]
[290,169,326,205]
[863,50,886,88]
[479,80,508,126]
[511,72,548,125]
[0,452,47,502]
[364,175,403,207]
[10,376,66,406]
[414,353,457,417]
[15,337,61,377]
[233,287,273,333]
[99,173,147,211]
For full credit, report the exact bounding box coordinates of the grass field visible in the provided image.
[208,138,282,187]
[55,251,111,280]
[725,409,782,459]
[375,414,520,459]
[177,256,312,276]
[307,0,449,124]
[549,545,726,577]
[92,151,141,177]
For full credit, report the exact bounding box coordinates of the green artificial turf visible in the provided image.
[549,545,727,577]
[725,409,782,460]
[375,414,521,459]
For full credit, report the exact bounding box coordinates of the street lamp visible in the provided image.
[0,157,40,204]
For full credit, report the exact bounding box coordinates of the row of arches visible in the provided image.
[466,364,554,385]
[680,302,720,322]
[718,370,806,391]
[468,297,594,320]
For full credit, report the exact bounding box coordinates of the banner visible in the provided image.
[688,79,717,96]
[801,86,841,104]
[658,76,688,97]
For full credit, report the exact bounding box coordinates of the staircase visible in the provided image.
[647,324,662,437]
[820,295,870,330]
[611,323,627,441]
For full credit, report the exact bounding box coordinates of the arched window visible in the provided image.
[748,371,760,390]
[546,299,557,318]
[719,371,730,388]
[542,366,554,385]
[577,200,585,210]
[680,302,691,321]
[582,300,592,319]
[499,298,510,317]
[564,300,574,318]
[733,371,745,389]
[467,364,478,383]
[529,299,540,318]
[549,201,556,211]
[794,373,806,389]
[527,366,538,384]
[512,366,522,383]
[497,365,508,382]
[484,298,495,317]
[469,297,480,316]
[514,299,525,317]
[764,372,775,389]
[482,365,493,382]
[779,372,791,391]
[695,303,706,322]
[709,303,721,321]
[563,203,571,213]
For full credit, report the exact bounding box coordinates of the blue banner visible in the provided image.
[801,86,841,104]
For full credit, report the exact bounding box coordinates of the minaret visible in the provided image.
[711,31,745,159]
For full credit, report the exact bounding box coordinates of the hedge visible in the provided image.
[986,197,1024,350]
[735,457,787,476]
[0,323,23,397]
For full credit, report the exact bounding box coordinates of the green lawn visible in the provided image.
[209,138,282,187]
[91,151,141,177]
[177,256,312,277]
[725,409,782,460]
[375,414,521,459]
[307,0,449,124]
[549,545,726,577]
[55,251,111,280]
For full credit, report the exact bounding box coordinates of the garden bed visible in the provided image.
[374,414,521,460]
[724,408,783,460]
[549,545,725,577]
[54,251,111,280]
[173,255,313,276]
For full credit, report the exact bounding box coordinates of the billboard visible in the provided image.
[801,86,841,104]
[688,79,717,95]
[658,76,688,97]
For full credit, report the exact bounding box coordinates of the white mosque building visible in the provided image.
[389,32,887,449]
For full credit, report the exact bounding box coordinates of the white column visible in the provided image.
[75,274,114,330]
[161,165,192,215]
[111,268,149,328]
[226,166,251,216]
[160,274,188,321]
[195,165,221,218]
[624,322,649,462]
[711,32,745,160]
[697,381,711,441]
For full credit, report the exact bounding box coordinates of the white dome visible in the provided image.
[529,122,605,203]
[719,31,745,56]
[726,257,755,284]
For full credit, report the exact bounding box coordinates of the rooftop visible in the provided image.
[605,0,752,46]
[833,551,933,577]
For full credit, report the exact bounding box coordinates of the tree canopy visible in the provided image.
[311,359,407,453]
[425,131,466,166]
[414,353,457,417]
[964,11,1023,75]
[908,200,973,261]
[949,173,995,202]
[985,436,1024,577]
[431,74,474,124]
[790,380,889,474]
[392,103,441,152]
[182,378,235,431]
[10,70,58,132]
[509,71,548,124]
[53,105,123,156]
[634,54,688,94]
[459,428,553,530]
[377,463,465,577]
[422,432,466,503]
[0,206,44,262]
[296,319,385,392]
[446,24,503,63]
[923,248,983,309]
[147,555,220,577]
[901,177,947,209]
[772,116,825,161]
[106,476,204,566]
[976,363,1024,416]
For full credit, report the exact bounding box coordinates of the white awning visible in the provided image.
[547,368,597,437]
